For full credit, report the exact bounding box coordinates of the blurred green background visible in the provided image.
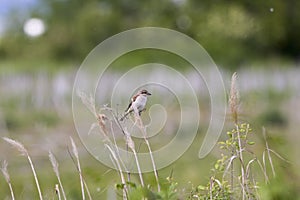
[0,0,300,199]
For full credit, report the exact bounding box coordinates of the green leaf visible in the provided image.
[197,185,207,190]
[126,181,137,188]
[115,183,125,190]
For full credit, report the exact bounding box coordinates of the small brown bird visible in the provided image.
[120,89,151,121]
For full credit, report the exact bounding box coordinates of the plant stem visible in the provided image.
[230,131,234,199]
[27,155,43,200]
[132,148,144,187]
[135,110,161,192]
[105,144,128,200]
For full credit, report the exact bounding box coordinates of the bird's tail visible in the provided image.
[120,112,129,121]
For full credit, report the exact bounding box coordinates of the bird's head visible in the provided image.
[140,89,151,96]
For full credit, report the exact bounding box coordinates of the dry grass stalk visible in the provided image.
[105,144,128,200]
[262,127,276,177]
[97,114,108,134]
[55,184,61,200]
[97,113,111,143]
[1,160,15,200]
[68,146,93,200]
[223,155,237,180]
[228,72,239,195]
[83,180,93,200]
[256,159,269,184]
[229,72,240,124]
[3,137,43,200]
[78,92,129,197]
[67,146,93,200]
[235,124,247,199]
[106,107,138,187]
[133,108,161,192]
[49,151,67,200]
[209,177,213,200]
[245,157,260,196]
[124,128,144,187]
[1,160,10,184]
[70,137,85,200]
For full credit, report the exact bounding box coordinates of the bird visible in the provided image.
[120,89,151,121]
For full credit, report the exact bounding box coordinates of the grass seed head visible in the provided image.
[229,72,240,124]
[3,137,28,156]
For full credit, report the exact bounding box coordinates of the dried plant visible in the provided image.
[105,144,128,200]
[3,137,43,200]
[70,137,85,200]
[132,107,161,192]
[228,72,240,194]
[68,138,93,200]
[55,184,61,200]
[49,151,67,200]
[1,160,15,200]
[77,91,129,198]
[97,114,108,135]
[124,128,144,187]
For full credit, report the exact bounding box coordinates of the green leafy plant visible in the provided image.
[190,72,287,200]
[116,177,178,200]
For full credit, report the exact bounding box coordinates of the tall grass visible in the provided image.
[49,151,67,200]
[2,137,43,200]
[69,137,93,200]
[132,106,161,192]
[1,160,15,200]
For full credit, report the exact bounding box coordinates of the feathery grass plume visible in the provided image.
[229,72,240,124]
[3,137,43,200]
[55,184,61,200]
[77,90,97,117]
[228,72,239,196]
[104,106,135,184]
[79,91,111,144]
[125,131,135,151]
[49,151,67,200]
[70,137,85,200]
[1,160,10,182]
[1,160,15,200]
[3,137,27,156]
[97,114,108,137]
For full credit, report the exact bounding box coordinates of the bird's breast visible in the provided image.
[133,95,147,109]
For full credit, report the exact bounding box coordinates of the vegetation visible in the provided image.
[1,72,297,199]
[0,1,299,199]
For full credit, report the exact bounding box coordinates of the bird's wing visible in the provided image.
[125,101,132,112]
[125,93,138,112]
[131,93,139,102]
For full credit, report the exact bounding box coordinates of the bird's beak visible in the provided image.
[147,92,151,95]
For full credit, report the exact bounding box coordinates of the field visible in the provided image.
[1,63,300,199]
